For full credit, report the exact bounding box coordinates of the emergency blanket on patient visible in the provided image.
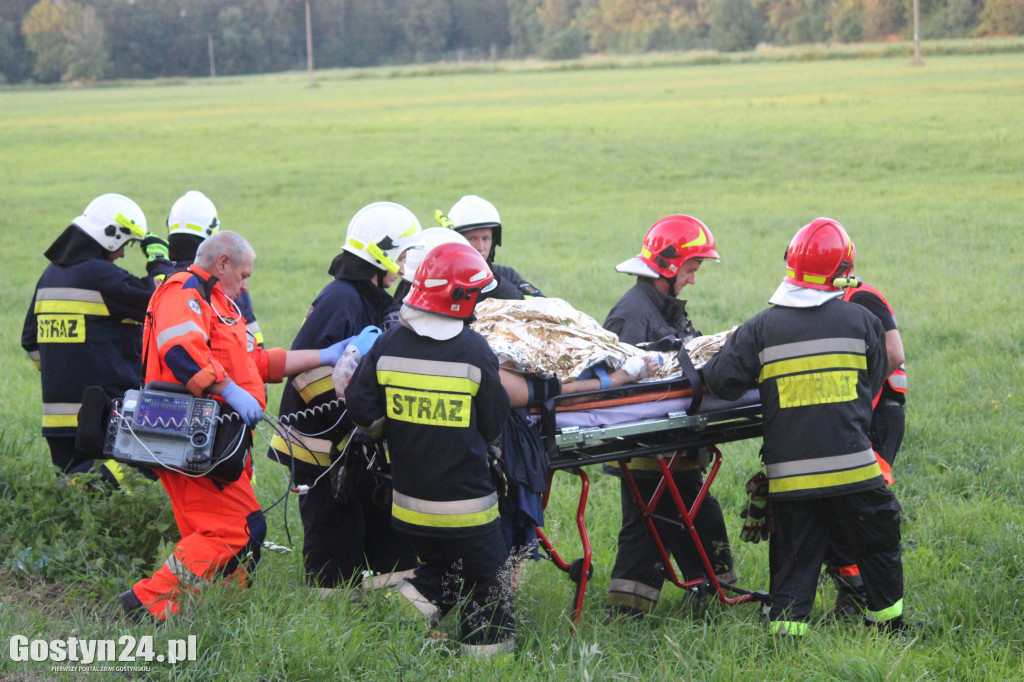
[471,297,735,382]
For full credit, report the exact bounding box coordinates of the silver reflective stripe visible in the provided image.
[460,639,514,658]
[36,287,104,304]
[889,370,907,389]
[608,578,661,602]
[27,350,41,362]
[766,449,875,479]
[392,490,497,516]
[43,402,81,416]
[246,320,261,334]
[156,320,207,349]
[376,355,481,384]
[759,337,866,364]
[396,579,441,624]
[292,366,333,393]
[165,554,207,591]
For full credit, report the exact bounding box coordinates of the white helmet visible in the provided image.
[400,227,471,283]
[342,201,422,273]
[72,193,148,252]
[167,190,219,238]
[447,195,502,247]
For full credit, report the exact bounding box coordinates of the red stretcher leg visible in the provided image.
[536,466,593,628]
[624,447,757,607]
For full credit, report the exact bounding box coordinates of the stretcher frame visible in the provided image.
[532,354,769,626]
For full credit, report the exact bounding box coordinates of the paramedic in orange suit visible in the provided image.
[117,231,355,620]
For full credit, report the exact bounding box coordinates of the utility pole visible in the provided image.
[305,0,315,86]
[912,0,923,65]
[208,34,216,78]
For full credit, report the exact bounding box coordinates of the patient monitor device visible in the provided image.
[104,386,221,474]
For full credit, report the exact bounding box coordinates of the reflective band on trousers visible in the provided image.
[156,320,208,350]
[42,402,81,428]
[34,287,109,317]
[608,578,660,604]
[460,640,514,658]
[392,491,498,528]
[767,449,881,494]
[866,598,903,623]
[290,366,334,404]
[769,620,809,636]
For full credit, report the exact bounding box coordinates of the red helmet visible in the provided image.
[784,218,856,291]
[616,215,719,278]
[405,242,495,319]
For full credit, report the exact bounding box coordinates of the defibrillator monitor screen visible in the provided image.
[133,394,191,434]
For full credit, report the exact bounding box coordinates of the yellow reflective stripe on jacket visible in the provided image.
[269,432,333,467]
[34,287,109,317]
[767,449,881,494]
[759,353,866,381]
[291,366,334,404]
[392,491,498,528]
[376,356,482,395]
[42,402,81,428]
[758,337,866,364]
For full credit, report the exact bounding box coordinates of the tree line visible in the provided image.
[2,0,1021,84]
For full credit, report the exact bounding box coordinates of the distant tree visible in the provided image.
[977,0,1024,34]
[760,0,833,44]
[709,0,763,50]
[508,0,545,55]
[450,0,510,57]
[400,0,452,62]
[0,0,36,83]
[22,0,107,82]
[830,0,866,40]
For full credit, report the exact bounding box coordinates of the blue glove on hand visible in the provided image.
[220,381,263,427]
[348,325,382,356]
[319,325,382,366]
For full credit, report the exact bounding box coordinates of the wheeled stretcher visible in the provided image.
[530,354,769,625]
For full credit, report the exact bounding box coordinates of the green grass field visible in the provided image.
[2,49,1023,679]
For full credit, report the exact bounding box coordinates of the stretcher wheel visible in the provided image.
[568,558,592,584]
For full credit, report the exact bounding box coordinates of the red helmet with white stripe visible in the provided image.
[406,242,495,319]
[784,217,856,291]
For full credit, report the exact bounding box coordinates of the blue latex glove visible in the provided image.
[220,381,263,426]
[348,325,382,356]
[319,325,382,366]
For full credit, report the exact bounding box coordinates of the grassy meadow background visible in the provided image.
[1,48,1023,679]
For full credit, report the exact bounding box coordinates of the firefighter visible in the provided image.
[266,201,420,591]
[826,279,908,617]
[345,242,515,659]
[118,230,353,621]
[703,218,908,636]
[21,193,174,489]
[439,195,544,300]
[165,190,264,350]
[603,215,736,618]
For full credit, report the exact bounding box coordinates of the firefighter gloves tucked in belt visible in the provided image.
[740,470,771,543]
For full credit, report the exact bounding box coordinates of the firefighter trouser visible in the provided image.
[768,487,904,635]
[298,474,417,587]
[130,468,266,620]
[396,526,514,656]
[870,400,905,469]
[826,400,905,579]
[607,471,735,614]
[46,436,128,488]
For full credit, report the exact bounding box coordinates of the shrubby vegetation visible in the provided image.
[0,0,1022,84]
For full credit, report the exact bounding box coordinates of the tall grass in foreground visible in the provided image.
[1,51,1023,679]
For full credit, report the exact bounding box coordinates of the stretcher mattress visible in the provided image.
[551,388,760,430]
